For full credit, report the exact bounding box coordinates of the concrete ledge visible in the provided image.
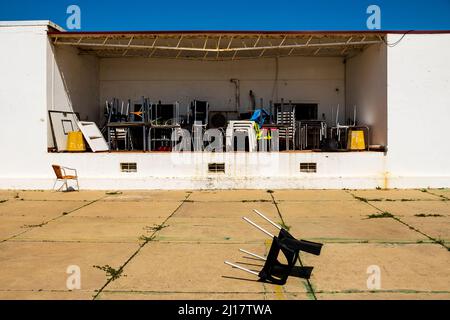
[1,175,449,190]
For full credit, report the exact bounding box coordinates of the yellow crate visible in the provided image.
[67,131,86,152]
[347,130,366,150]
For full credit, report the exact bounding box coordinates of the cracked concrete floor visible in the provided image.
[0,189,449,300]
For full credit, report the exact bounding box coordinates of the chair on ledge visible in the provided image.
[52,165,79,192]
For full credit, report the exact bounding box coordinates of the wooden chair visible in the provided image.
[52,165,79,191]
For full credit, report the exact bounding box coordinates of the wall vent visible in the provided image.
[208,163,225,173]
[120,162,137,173]
[300,162,317,173]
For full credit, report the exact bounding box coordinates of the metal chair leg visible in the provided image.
[56,180,65,192]
[52,179,58,190]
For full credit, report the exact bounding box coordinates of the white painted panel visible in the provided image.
[0,25,49,174]
[77,121,109,152]
[386,33,450,184]
[50,46,99,122]
[346,44,387,146]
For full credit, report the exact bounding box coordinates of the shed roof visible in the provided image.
[49,31,387,60]
[46,23,450,60]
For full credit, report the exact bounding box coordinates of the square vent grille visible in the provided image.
[208,163,225,173]
[120,162,137,173]
[300,162,317,173]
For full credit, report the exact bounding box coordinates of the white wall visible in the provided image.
[50,46,99,122]
[1,24,449,190]
[46,44,99,147]
[0,24,49,176]
[0,152,387,190]
[346,43,387,146]
[99,56,346,125]
[386,33,450,187]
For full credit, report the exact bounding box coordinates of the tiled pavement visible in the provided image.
[0,189,448,300]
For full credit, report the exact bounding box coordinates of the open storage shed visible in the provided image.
[0,21,449,190]
[47,30,387,148]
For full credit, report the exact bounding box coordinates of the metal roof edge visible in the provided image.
[0,20,65,32]
[47,30,450,36]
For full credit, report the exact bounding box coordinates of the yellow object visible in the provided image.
[67,131,86,152]
[347,130,366,150]
[253,123,272,140]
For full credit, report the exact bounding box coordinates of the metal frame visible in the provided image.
[50,33,384,61]
[48,110,80,152]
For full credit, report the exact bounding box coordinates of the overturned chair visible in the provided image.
[225,210,323,285]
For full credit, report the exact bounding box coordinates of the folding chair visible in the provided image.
[225,210,323,285]
[52,165,79,192]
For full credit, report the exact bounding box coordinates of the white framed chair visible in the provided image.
[52,165,79,192]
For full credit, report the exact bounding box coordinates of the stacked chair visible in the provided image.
[225,121,258,152]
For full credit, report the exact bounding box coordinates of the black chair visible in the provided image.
[225,210,323,285]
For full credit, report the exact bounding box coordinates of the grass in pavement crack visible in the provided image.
[278,221,291,231]
[420,188,449,201]
[105,191,122,195]
[93,192,192,299]
[367,212,394,219]
[414,213,443,217]
[139,223,168,242]
[93,265,126,281]
[353,196,368,203]
[144,224,169,232]
[22,221,48,228]
[365,200,450,251]
[268,191,287,226]
[138,234,156,242]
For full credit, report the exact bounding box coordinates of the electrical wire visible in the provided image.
[382,30,415,47]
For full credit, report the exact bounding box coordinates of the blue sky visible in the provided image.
[0,0,449,31]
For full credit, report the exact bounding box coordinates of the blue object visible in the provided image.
[250,109,269,128]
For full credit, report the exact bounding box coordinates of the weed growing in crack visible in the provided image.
[139,234,156,242]
[435,238,446,246]
[414,213,443,217]
[144,224,168,232]
[22,222,47,228]
[354,196,368,203]
[105,191,122,195]
[279,222,291,231]
[367,212,394,219]
[93,265,125,281]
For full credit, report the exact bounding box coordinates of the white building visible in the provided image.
[0,21,449,190]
